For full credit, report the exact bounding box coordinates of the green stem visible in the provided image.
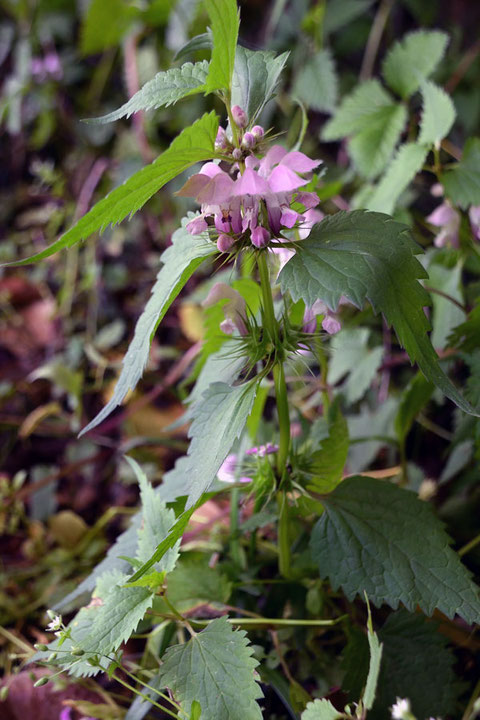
[257,251,277,343]
[277,490,291,578]
[111,673,181,720]
[191,616,343,628]
[273,362,290,476]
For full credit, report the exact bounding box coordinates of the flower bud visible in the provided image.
[70,646,85,656]
[252,125,264,140]
[34,643,49,652]
[231,105,247,128]
[251,226,270,248]
[34,677,50,687]
[215,126,228,149]
[232,148,243,161]
[217,234,235,252]
[242,132,255,149]
[322,315,341,335]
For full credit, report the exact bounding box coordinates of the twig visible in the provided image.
[445,39,480,94]
[360,0,396,81]
[424,285,467,313]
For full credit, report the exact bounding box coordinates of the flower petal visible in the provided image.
[268,165,308,193]
[280,150,322,173]
[233,167,270,197]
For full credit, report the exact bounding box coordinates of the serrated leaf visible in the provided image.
[163,557,232,613]
[328,328,384,404]
[159,616,263,720]
[322,79,394,139]
[79,221,215,435]
[293,49,337,114]
[88,61,210,124]
[310,475,480,623]
[365,142,428,214]
[441,137,480,209]
[232,46,289,123]
[125,457,180,573]
[80,571,154,656]
[80,0,137,55]
[278,210,475,415]
[301,400,348,494]
[382,30,449,99]
[204,0,239,94]
[323,0,375,34]
[394,372,434,444]
[174,32,212,62]
[4,112,218,267]
[161,380,258,508]
[301,699,343,719]
[418,81,456,146]
[371,611,459,719]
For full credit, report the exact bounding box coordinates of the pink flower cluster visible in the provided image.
[178,116,322,250]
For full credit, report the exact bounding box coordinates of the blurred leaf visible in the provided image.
[164,557,232,613]
[310,475,480,623]
[279,210,474,415]
[88,62,209,124]
[301,699,343,719]
[174,32,212,62]
[49,511,88,549]
[441,137,480,209]
[323,0,375,34]
[293,49,337,113]
[204,0,239,94]
[232,46,289,123]
[439,439,473,484]
[365,142,428,213]
[382,30,449,99]
[418,81,456,146]
[328,328,384,403]
[363,598,383,710]
[80,0,138,55]
[428,262,464,350]
[79,221,215,435]
[4,112,219,267]
[302,400,348,494]
[159,616,263,720]
[448,299,480,352]
[394,372,434,444]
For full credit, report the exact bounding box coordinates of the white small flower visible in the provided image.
[46,612,62,631]
[391,698,411,719]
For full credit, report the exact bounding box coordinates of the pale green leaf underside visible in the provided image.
[159,616,263,720]
[329,328,384,403]
[278,210,475,415]
[441,137,480,209]
[204,0,239,93]
[418,80,456,146]
[302,699,344,719]
[382,30,449,99]
[322,79,393,139]
[232,45,289,123]
[363,623,383,710]
[4,111,218,267]
[310,476,480,623]
[365,142,428,214]
[293,49,338,114]
[79,222,215,435]
[161,380,258,508]
[87,61,210,124]
[125,457,180,573]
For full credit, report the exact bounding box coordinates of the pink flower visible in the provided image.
[203,282,247,335]
[246,443,279,457]
[303,298,343,335]
[426,202,460,248]
[217,454,252,483]
[469,205,480,240]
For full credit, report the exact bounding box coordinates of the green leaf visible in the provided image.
[418,81,456,146]
[328,328,384,404]
[293,49,337,114]
[448,298,480,352]
[441,137,480,209]
[80,0,137,55]
[80,570,154,656]
[87,62,210,124]
[301,400,348,494]
[382,30,449,99]
[4,112,218,267]
[365,142,428,214]
[322,80,406,179]
[125,457,180,573]
[428,261,464,350]
[232,46,289,123]
[301,699,343,719]
[174,32,212,62]
[310,475,480,623]
[190,701,202,720]
[159,616,263,720]
[394,372,434,445]
[363,598,383,711]
[79,221,215,435]
[323,0,375,35]
[163,556,232,613]
[371,611,459,720]
[204,0,239,94]
[278,210,475,415]
[161,380,258,508]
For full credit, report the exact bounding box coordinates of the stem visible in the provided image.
[110,674,181,719]
[277,490,291,578]
[229,485,242,567]
[257,251,277,343]
[273,363,290,476]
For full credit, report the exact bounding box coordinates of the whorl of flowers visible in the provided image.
[177,104,322,252]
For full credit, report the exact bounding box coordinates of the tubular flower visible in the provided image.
[202,282,247,336]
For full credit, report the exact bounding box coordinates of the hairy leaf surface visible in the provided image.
[382,30,449,99]
[232,46,289,122]
[80,222,215,434]
[4,112,218,267]
[365,142,428,213]
[204,0,239,93]
[279,210,474,414]
[310,475,480,623]
[88,61,209,124]
[159,616,263,720]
